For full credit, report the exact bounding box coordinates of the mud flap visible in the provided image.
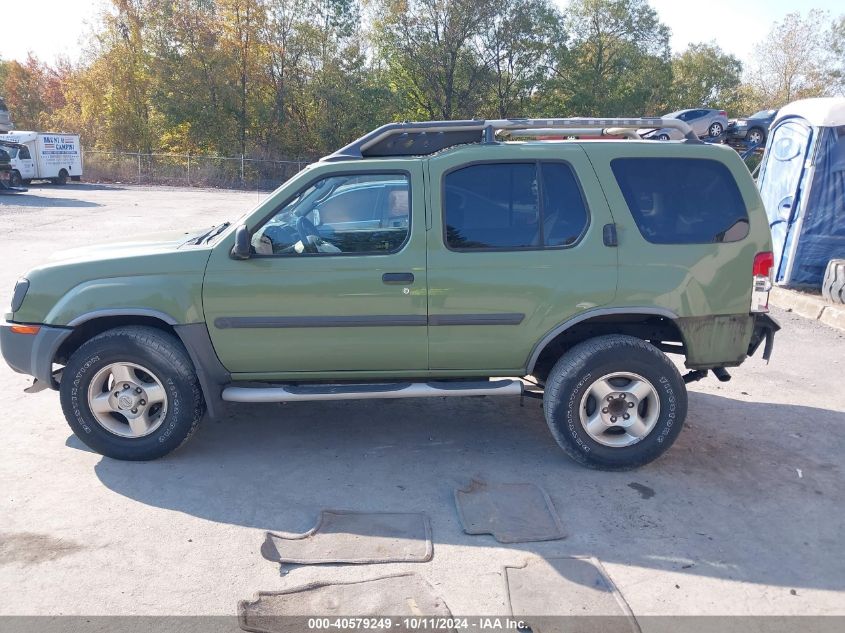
[747,313,780,362]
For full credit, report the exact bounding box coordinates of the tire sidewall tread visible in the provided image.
[543,334,688,470]
[59,326,204,460]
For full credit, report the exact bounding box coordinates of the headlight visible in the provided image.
[11,278,29,312]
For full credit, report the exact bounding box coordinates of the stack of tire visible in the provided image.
[822,259,845,304]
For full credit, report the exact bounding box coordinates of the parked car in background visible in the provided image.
[0,98,13,132]
[640,109,729,140]
[727,109,778,147]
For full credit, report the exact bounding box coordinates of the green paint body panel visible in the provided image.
[425,143,617,371]
[204,161,429,373]
[6,139,773,381]
[11,234,211,326]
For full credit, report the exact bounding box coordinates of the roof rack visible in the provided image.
[322,117,698,161]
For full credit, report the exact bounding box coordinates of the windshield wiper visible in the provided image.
[201,222,231,243]
[189,222,230,245]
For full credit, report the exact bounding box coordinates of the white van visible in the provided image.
[0,131,82,185]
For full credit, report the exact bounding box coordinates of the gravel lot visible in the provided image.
[0,184,843,621]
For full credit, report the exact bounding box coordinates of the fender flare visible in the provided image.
[60,310,228,419]
[525,306,680,374]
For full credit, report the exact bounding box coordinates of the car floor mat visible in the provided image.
[505,557,641,633]
[454,479,565,543]
[260,511,433,564]
[238,573,454,633]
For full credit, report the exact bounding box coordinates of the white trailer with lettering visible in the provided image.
[0,131,82,185]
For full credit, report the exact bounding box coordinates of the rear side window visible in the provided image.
[611,158,749,244]
[443,162,588,250]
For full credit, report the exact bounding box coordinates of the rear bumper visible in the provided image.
[747,313,780,361]
[0,322,72,387]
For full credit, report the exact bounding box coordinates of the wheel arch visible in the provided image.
[526,307,687,381]
[54,310,228,418]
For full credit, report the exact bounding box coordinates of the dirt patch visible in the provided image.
[0,532,84,566]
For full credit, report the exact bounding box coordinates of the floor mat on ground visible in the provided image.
[238,573,454,633]
[505,557,640,633]
[260,511,433,564]
[454,479,565,543]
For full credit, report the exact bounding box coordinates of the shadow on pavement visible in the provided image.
[0,193,102,208]
[22,182,126,192]
[91,390,845,592]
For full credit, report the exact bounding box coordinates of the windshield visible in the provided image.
[751,109,776,119]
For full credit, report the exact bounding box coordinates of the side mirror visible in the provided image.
[230,224,251,260]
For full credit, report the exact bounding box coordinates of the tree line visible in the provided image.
[0,0,843,160]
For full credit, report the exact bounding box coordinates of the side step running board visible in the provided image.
[222,379,523,403]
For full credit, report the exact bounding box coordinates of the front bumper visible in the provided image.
[0,322,73,387]
[748,312,780,362]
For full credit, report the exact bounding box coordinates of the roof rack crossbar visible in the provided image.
[505,127,643,140]
[322,117,698,161]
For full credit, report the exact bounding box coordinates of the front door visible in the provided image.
[17,144,36,180]
[426,144,618,372]
[203,162,428,378]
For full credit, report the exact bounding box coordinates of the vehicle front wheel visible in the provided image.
[10,170,22,187]
[747,128,765,145]
[542,335,687,470]
[59,326,205,460]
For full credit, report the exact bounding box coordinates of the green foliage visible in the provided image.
[2,2,843,158]
[668,43,743,114]
[546,0,671,117]
[746,10,842,110]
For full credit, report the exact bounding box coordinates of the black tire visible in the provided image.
[821,259,845,304]
[54,169,68,185]
[542,334,687,470]
[709,122,724,138]
[22,179,32,186]
[59,326,205,460]
[9,170,22,187]
[657,133,670,141]
[747,127,766,146]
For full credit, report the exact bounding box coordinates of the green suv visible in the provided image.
[1,118,779,469]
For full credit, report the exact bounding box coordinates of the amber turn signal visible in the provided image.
[10,325,41,335]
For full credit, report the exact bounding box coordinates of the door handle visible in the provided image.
[382,272,414,285]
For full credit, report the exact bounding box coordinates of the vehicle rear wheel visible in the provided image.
[822,259,845,304]
[9,170,22,187]
[709,122,724,137]
[53,169,68,185]
[747,128,765,145]
[59,326,205,460]
[542,334,687,470]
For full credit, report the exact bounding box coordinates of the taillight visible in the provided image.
[751,251,774,312]
[719,110,727,117]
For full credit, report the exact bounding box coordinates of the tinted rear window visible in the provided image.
[611,158,749,244]
[443,162,589,250]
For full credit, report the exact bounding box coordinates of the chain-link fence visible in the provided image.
[82,150,310,191]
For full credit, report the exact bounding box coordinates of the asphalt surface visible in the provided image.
[0,183,843,619]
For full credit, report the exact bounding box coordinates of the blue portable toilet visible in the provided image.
[757,97,845,288]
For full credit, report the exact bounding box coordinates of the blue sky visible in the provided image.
[0,0,843,67]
